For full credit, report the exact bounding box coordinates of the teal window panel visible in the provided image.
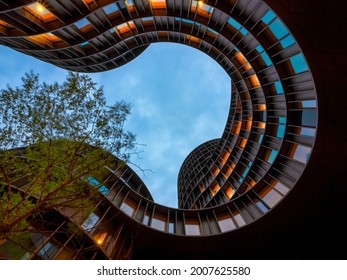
[290,53,309,74]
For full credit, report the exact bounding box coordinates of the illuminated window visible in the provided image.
[210,183,220,196]
[94,232,108,246]
[220,150,230,165]
[227,18,248,36]
[256,121,266,129]
[125,0,135,12]
[277,124,285,138]
[150,0,166,9]
[235,52,251,71]
[114,21,136,34]
[255,104,266,111]
[199,183,205,192]
[185,35,201,44]
[25,3,57,22]
[267,149,278,164]
[290,53,309,74]
[42,32,60,43]
[280,35,295,48]
[261,10,275,24]
[269,19,289,40]
[256,45,272,66]
[0,20,12,28]
[274,81,284,94]
[212,166,220,177]
[225,184,235,199]
[239,138,247,149]
[75,18,91,30]
[249,74,260,88]
[191,1,213,19]
[103,3,119,14]
[223,163,235,179]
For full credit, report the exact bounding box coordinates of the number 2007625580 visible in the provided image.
[190,267,251,276]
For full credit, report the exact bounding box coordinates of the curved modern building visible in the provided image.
[0,0,346,259]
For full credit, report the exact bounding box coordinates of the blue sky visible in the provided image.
[0,43,230,207]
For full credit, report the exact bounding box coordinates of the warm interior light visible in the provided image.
[37,4,44,13]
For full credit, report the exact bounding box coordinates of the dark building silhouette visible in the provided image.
[0,0,346,259]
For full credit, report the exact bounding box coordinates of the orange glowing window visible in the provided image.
[249,74,260,88]
[42,32,60,42]
[245,120,252,131]
[125,0,135,13]
[233,121,241,135]
[27,34,54,47]
[235,52,251,71]
[223,165,233,178]
[95,232,107,246]
[220,150,230,165]
[0,20,12,27]
[255,104,266,111]
[115,21,135,34]
[239,138,247,149]
[256,121,266,128]
[225,185,235,199]
[83,0,94,5]
[199,183,205,193]
[150,0,166,9]
[25,3,57,22]
[211,183,220,196]
[191,1,213,19]
[212,166,220,177]
[185,35,201,44]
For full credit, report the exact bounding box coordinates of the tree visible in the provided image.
[0,71,136,245]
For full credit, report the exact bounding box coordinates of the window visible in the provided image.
[150,0,166,9]
[293,144,311,163]
[37,241,59,259]
[290,53,309,74]
[232,211,246,227]
[277,124,285,138]
[256,45,272,66]
[151,213,166,231]
[267,149,278,164]
[217,214,236,232]
[25,3,57,22]
[185,219,201,235]
[82,212,100,231]
[103,3,118,14]
[300,127,316,137]
[274,81,284,94]
[75,18,90,29]
[225,184,235,199]
[280,35,295,48]
[269,19,289,40]
[249,74,260,88]
[261,10,275,24]
[210,183,220,196]
[120,199,136,217]
[259,185,283,208]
